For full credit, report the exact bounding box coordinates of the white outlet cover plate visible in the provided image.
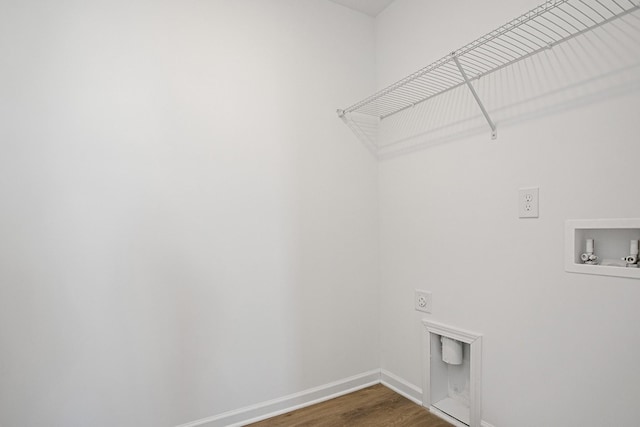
[518,187,539,218]
[415,289,432,313]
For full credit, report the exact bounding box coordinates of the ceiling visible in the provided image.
[327,0,396,17]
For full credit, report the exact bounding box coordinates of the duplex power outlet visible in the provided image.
[415,289,432,313]
[518,187,539,218]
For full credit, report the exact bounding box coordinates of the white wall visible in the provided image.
[377,1,640,426]
[4,1,639,426]
[0,1,379,426]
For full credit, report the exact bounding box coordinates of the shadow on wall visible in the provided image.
[342,11,640,160]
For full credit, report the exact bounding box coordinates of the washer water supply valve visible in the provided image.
[581,238,598,265]
[582,239,640,268]
[623,240,639,268]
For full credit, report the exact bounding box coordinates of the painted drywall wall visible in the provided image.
[376,1,640,426]
[0,1,379,426]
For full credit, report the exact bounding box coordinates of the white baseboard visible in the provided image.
[379,369,422,405]
[176,368,497,427]
[175,370,381,427]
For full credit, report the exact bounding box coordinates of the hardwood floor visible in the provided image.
[246,384,453,427]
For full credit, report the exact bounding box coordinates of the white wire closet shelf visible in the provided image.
[337,0,640,152]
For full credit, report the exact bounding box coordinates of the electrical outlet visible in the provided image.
[518,187,539,218]
[415,289,432,313]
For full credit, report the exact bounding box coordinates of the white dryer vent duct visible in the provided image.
[441,336,463,365]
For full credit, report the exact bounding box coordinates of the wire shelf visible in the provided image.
[338,0,640,132]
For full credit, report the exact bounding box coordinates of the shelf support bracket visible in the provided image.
[452,53,497,140]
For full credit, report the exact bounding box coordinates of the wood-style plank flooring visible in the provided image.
[246,384,453,427]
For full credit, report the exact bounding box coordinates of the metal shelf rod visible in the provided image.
[452,54,497,140]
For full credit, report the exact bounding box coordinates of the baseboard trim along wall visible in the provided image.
[379,369,422,405]
[175,370,381,427]
[175,369,498,427]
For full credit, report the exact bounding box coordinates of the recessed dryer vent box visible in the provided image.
[422,321,482,427]
[565,219,640,279]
